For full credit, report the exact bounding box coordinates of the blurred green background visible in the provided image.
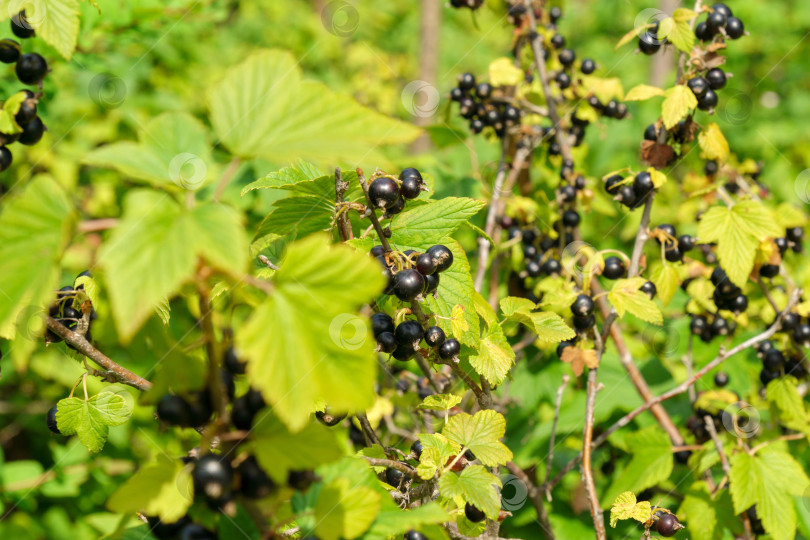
[1,0,809,538]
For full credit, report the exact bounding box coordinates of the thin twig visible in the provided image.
[46,317,152,391]
[582,370,606,540]
[628,194,654,277]
[257,254,279,271]
[334,167,354,241]
[356,413,383,447]
[213,158,242,202]
[361,456,415,476]
[198,282,228,424]
[77,218,119,233]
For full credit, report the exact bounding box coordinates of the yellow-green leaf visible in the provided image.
[610,491,652,527]
[662,85,697,129]
[418,393,462,411]
[648,167,667,188]
[624,84,665,101]
[107,454,192,523]
[315,477,381,540]
[608,277,663,325]
[488,57,523,87]
[698,123,730,162]
[468,323,514,385]
[651,264,680,306]
[442,410,512,467]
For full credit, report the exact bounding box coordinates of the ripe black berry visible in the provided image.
[396,321,424,348]
[458,72,475,91]
[47,405,60,434]
[760,368,781,386]
[401,177,421,199]
[763,349,784,371]
[18,117,45,145]
[427,244,453,273]
[392,343,414,361]
[562,210,580,228]
[450,87,464,101]
[411,439,424,459]
[424,326,446,348]
[678,235,696,252]
[616,185,636,207]
[559,184,577,202]
[640,281,657,299]
[157,394,192,426]
[385,467,405,488]
[224,347,245,375]
[786,226,804,243]
[483,108,500,126]
[372,313,395,337]
[705,68,726,89]
[794,324,810,347]
[725,16,744,39]
[0,147,12,172]
[369,177,401,210]
[711,316,729,336]
[691,315,708,336]
[712,3,732,17]
[16,53,47,85]
[782,312,800,331]
[604,99,620,118]
[475,82,492,100]
[706,11,727,33]
[571,294,595,318]
[714,371,729,387]
[193,455,234,500]
[0,39,20,64]
[465,503,486,523]
[674,450,692,465]
[656,513,681,537]
[370,245,386,258]
[469,118,485,134]
[393,270,425,301]
[288,470,315,491]
[416,253,436,275]
[555,72,571,89]
[605,174,623,195]
[602,257,626,279]
[665,246,683,262]
[556,340,574,358]
[759,264,779,278]
[377,331,397,353]
[588,95,602,110]
[526,259,542,278]
[695,21,710,41]
[16,99,37,124]
[405,531,427,540]
[558,48,575,66]
[438,338,461,359]
[542,258,562,275]
[549,6,562,22]
[775,237,788,254]
[231,395,255,430]
[633,171,655,199]
[459,97,475,118]
[729,294,748,314]
[238,455,275,499]
[644,124,658,141]
[11,12,34,39]
[638,32,660,55]
[550,34,565,49]
[580,58,596,74]
[423,273,440,295]
[687,77,709,98]
[758,340,774,356]
[698,88,718,110]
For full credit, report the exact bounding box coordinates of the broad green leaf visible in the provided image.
[56,392,132,453]
[3,91,27,133]
[3,0,80,59]
[364,504,448,540]
[658,17,695,52]
[609,491,652,527]
[488,57,523,86]
[442,410,512,467]
[99,192,248,341]
[241,165,321,195]
[624,84,664,101]
[730,447,810,540]
[252,414,343,484]
[422,242,479,348]
[438,465,502,519]
[0,176,73,335]
[604,426,672,505]
[237,234,385,431]
[662,85,697,129]
[83,113,214,188]
[775,203,808,229]
[218,504,262,540]
[208,50,419,166]
[252,196,334,240]
[417,434,461,480]
[580,75,624,102]
[651,264,680,306]
[391,197,486,246]
[766,377,809,435]
[608,277,663,325]
[698,123,730,162]
[418,394,462,411]
[314,477,381,540]
[107,454,192,523]
[680,482,719,540]
[468,322,514,385]
[697,201,783,286]
[673,8,698,22]
[472,291,498,328]
[500,296,575,343]
[450,304,470,338]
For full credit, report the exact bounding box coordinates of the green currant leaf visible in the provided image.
[417,393,462,411]
[468,322,514,385]
[99,191,248,341]
[391,197,486,247]
[236,233,385,431]
[3,0,80,59]
[730,447,810,540]
[107,454,193,523]
[488,57,523,86]
[83,113,215,188]
[604,426,672,505]
[56,392,132,453]
[624,84,665,101]
[650,263,680,307]
[608,277,663,325]
[679,481,721,540]
[438,465,502,520]
[442,410,513,467]
[416,434,461,480]
[609,491,652,527]
[314,477,381,540]
[698,122,730,162]
[500,296,576,343]
[766,377,810,436]
[207,50,419,166]
[658,17,695,52]
[662,85,697,129]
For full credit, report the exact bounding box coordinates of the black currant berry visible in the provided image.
[556,340,574,358]
[644,124,658,141]
[47,405,60,434]
[698,89,718,110]
[695,21,710,41]
[562,210,580,228]
[393,269,425,301]
[638,32,660,55]
[782,312,800,331]
[725,16,744,39]
[558,48,575,66]
[706,11,727,33]
[588,95,602,110]
[555,72,571,90]
[224,347,246,375]
[179,524,217,540]
[580,58,595,74]
[542,258,562,275]
[370,245,386,258]
[526,259,543,278]
[465,503,486,523]
[475,82,492,100]
[760,368,781,386]
[571,294,595,318]
[604,99,620,118]
[616,185,636,207]
[18,117,45,145]
[714,371,729,387]
[640,281,657,299]
[550,33,565,49]
[674,450,692,465]
[0,147,12,173]
[16,53,47,85]
[711,316,729,336]
[705,68,726,90]
[573,314,595,330]
[392,343,414,361]
[424,326,446,348]
[690,315,708,336]
[193,455,234,500]
[678,235,696,252]
[16,99,36,124]
[656,513,681,537]
[794,324,810,347]
[157,394,192,426]
[0,39,20,64]
[396,321,424,348]
[417,383,434,400]
[411,439,424,459]
[665,246,683,262]
[438,338,461,360]
[559,184,577,202]
[450,87,464,101]
[416,253,436,275]
[602,257,626,279]
[238,455,275,499]
[763,348,784,371]
[775,237,788,254]
[372,313,395,337]
[729,294,748,314]
[404,531,427,540]
[469,118,485,134]
[427,244,453,273]
[759,264,778,278]
[369,177,401,210]
[605,174,623,195]
[11,12,34,39]
[288,470,315,491]
[423,273,440,295]
[401,177,421,200]
[687,77,709,98]
[786,226,804,243]
[633,171,655,199]
[459,97,475,119]
[377,331,397,353]
[712,3,732,17]
[148,516,191,540]
[231,395,255,431]
[385,467,405,488]
[400,167,422,183]
[458,72,475,91]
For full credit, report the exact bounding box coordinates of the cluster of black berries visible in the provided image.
[0,11,50,172]
[373,244,453,302]
[708,267,748,314]
[653,224,696,263]
[156,356,238,429]
[368,168,426,218]
[570,294,596,332]
[773,225,804,261]
[694,3,745,41]
[372,312,461,363]
[449,0,483,10]
[603,171,656,210]
[506,223,562,280]
[450,73,521,138]
[44,271,96,346]
[686,67,727,111]
[689,313,734,343]
[756,340,807,387]
[637,21,669,55]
